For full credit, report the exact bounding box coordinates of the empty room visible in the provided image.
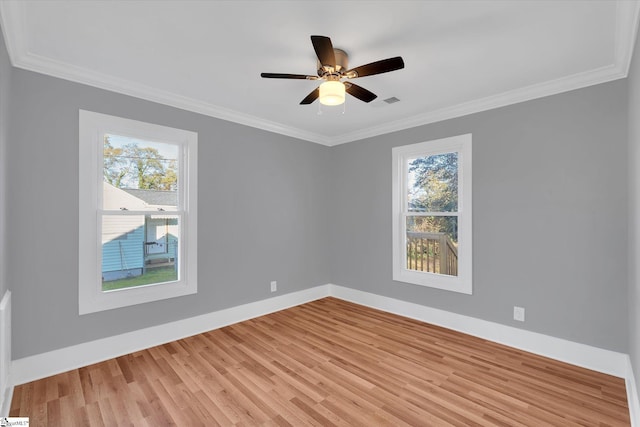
[1,0,640,425]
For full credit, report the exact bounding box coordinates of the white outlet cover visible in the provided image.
[514,306,525,322]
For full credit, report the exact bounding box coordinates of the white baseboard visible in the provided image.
[0,384,12,417]
[9,283,637,424]
[627,355,640,427]
[327,284,629,378]
[0,291,11,417]
[11,285,329,385]
[328,285,638,423]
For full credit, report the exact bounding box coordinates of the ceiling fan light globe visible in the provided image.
[319,81,345,106]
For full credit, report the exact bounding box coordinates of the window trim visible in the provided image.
[392,134,472,294]
[79,110,198,314]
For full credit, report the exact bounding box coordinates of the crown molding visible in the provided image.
[321,0,640,146]
[616,0,640,76]
[19,51,332,145]
[0,0,25,66]
[0,0,332,145]
[1,0,638,147]
[328,63,626,146]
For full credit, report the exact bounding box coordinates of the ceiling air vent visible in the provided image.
[383,96,400,104]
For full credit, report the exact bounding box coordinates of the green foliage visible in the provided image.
[103,136,177,190]
[408,153,458,242]
[409,152,458,212]
[103,138,128,188]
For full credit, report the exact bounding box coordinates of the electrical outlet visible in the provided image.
[270,281,277,292]
[513,306,525,322]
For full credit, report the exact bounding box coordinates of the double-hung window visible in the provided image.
[392,134,472,294]
[79,110,197,314]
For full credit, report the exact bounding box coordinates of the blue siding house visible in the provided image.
[101,183,178,281]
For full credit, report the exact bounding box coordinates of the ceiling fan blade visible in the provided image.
[300,87,319,105]
[311,35,336,69]
[261,73,317,80]
[345,82,377,103]
[345,57,405,78]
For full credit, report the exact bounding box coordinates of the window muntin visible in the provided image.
[405,151,460,277]
[392,134,472,294]
[100,134,182,291]
[79,110,197,314]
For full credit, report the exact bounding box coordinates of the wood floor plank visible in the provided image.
[82,401,105,427]
[10,297,631,426]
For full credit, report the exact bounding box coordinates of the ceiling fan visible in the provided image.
[261,35,405,106]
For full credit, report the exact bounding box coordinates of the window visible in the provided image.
[79,110,197,314]
[392,134,472,294]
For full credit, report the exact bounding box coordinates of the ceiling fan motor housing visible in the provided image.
[260,35,404,105]
[318,48,349,76]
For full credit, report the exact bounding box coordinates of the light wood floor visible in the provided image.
[10,297,630,426]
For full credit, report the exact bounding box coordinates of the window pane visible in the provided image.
[406,216,458,276]
[103,134,178,211]
[101,214,180,291]
[407,152,458,212]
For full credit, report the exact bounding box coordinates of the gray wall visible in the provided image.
[1,33,631,359]
[628,21,640,395]
[6,68,331,359]
[0,27,10,301]
[329,80,629,352]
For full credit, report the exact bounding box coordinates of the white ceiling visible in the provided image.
[1,0,638,146]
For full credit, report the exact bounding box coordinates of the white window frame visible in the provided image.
[79,110,198,314]
[392,134,472,294]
